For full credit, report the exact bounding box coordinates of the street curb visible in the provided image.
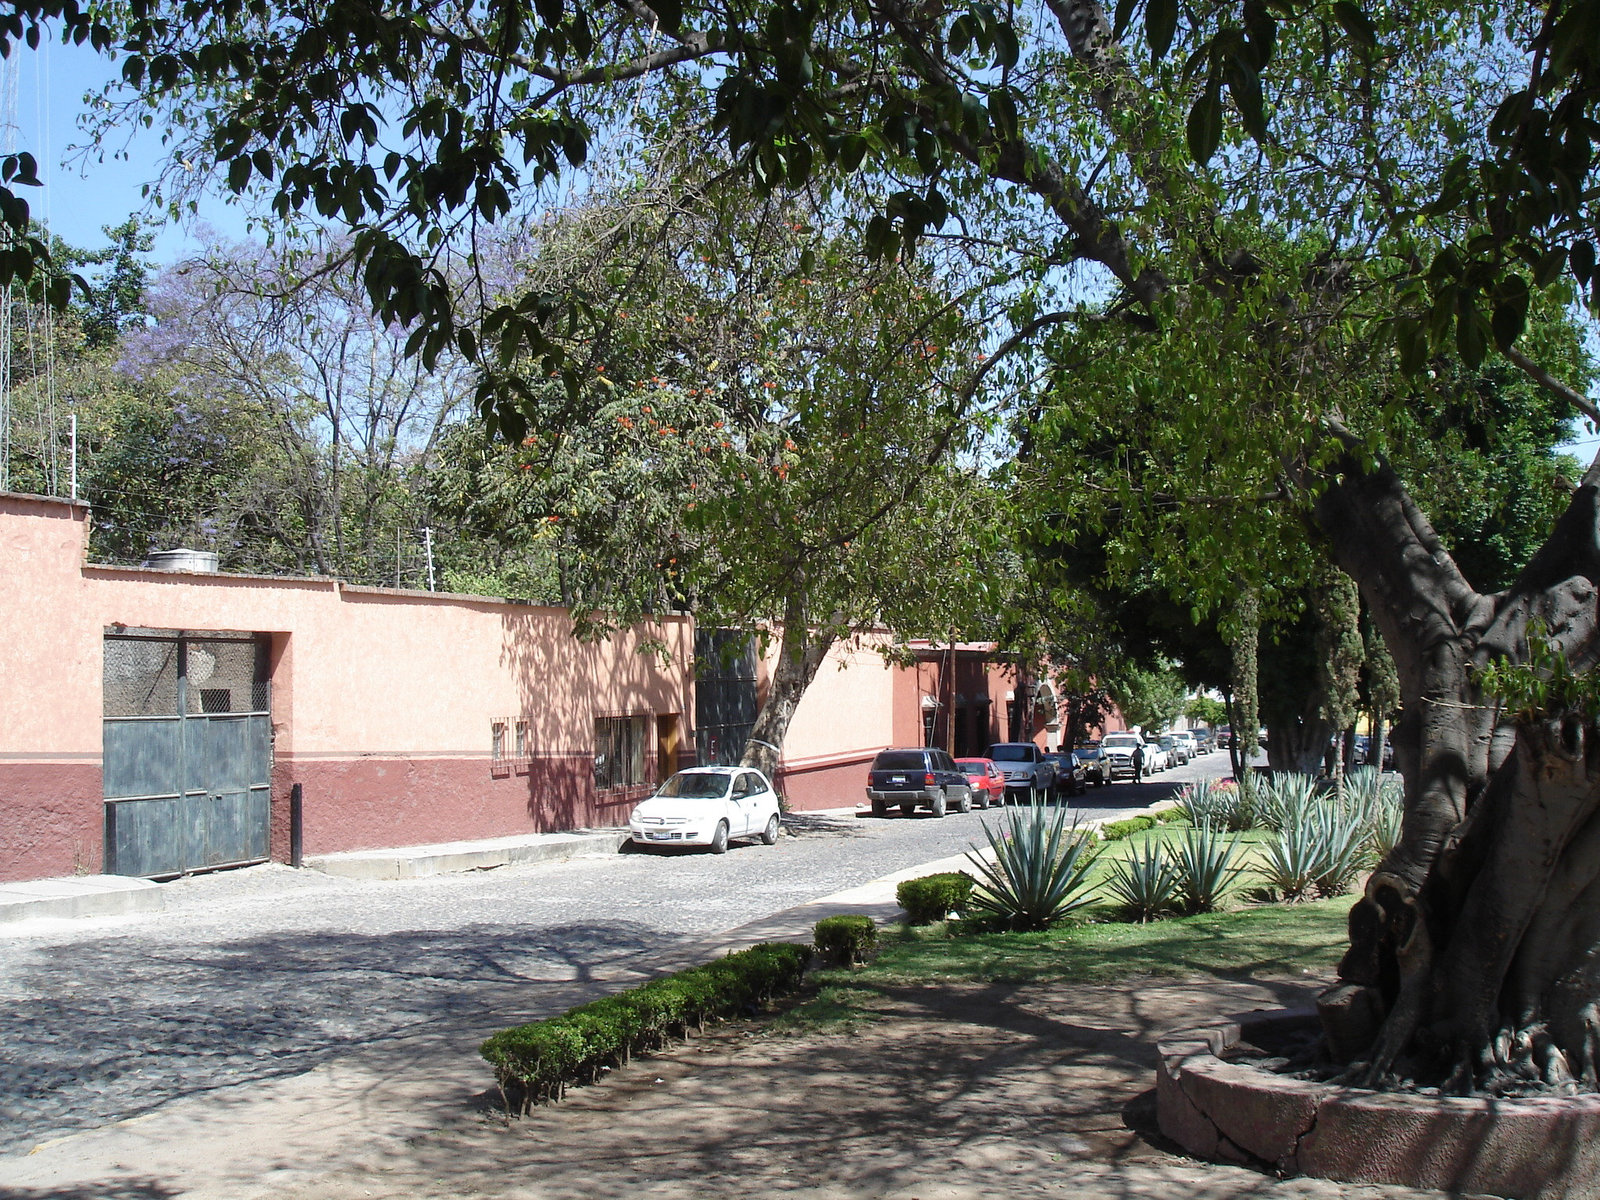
[0,875,166,925]
[304,830,629,880]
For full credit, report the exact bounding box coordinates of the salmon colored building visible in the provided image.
[1,491,1103,885]
[769,637,1079,809]
[0,492,693,884]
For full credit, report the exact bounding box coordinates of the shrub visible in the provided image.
[814,914,878,964]
[966,804,1099,932]
[1172,823,1245,914]
[481,942,812,1113]
[1100,815,1156,841]
[1104,839,1179,922]
[896,872,975,924]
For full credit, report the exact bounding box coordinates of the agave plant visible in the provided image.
[1104,839,1179,922]
[1339,766,1383,816]
[1367,780,1403,860]
[1309,804,1371,897]
[1175,778,1218,826]
[966,804,1099,931]
[1258,772,1316,833]
[1173,823,1245,914]
[1260,818,1326,902]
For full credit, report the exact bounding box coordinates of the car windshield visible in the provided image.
[656,772,730,799]
[954,759,987,771]
[989,745,1033,761]
[1102,735,1140,749]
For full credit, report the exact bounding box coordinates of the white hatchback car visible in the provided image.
[628,766,782,854]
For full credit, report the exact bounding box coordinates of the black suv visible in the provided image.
[866,748,974,818]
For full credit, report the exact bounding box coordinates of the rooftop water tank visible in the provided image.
[142,548,220,573]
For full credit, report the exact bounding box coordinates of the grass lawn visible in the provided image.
[783,817,1360,1031]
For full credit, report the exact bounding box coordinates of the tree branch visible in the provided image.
[1504,344,1600,426]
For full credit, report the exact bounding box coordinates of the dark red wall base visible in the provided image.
[778,753,875,812]
[0,763,104,882]
[278,753,643,857]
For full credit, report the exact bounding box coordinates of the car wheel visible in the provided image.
[871,795,887,818]
[760,813,781,845]
[957,787,972,814]
[901,801,917,818]
[709,821,730,854]
[930,790,947,819]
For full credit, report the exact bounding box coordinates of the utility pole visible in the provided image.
[423,527,436,591]
[68,414,77,500]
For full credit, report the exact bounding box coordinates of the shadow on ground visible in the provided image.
[0,920,667,1156]
[276,973,1332,1200]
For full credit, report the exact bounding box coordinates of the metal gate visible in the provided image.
[102,629,272,878]
[694,629,758,766]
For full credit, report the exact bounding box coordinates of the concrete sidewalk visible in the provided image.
[0,828,630,923]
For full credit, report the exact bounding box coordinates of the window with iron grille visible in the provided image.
[491,720,508,768]
[594,715,649,791]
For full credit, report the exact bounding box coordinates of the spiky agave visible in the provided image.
[966,803,1099,932]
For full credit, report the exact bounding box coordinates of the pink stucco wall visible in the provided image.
[0,493,692,882]
[773,635,898,810]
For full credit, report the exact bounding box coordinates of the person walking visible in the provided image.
[1132,741,1145,783]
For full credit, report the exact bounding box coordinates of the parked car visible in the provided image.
[1074,740,1109,786]
[629,766,782,854]
[954,757,1007,809]
[1160,734,1189,766]
[1216,725,1233,748]
[1192,728,1216,755]
[1143,737,1170,773]
[987,741,1057,799]
[1043,750,1086,797]
[1100,731,1145,781]
[866,747,974,818]
[1173,730,1200,760]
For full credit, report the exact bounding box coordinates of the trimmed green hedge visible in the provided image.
[1100,815,1157,841]
[481,941,812,1113]
[814,914,877,964]
[896,872,976,924]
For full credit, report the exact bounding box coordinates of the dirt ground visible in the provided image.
[255,971,1443,1200]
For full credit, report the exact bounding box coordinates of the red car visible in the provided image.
[954,758,1006,809]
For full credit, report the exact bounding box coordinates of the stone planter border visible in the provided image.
[1156,1008,1600,1200]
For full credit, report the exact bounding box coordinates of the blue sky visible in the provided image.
[14,38,246,260]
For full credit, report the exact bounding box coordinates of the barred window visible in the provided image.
[594,715,649,791]
[491,720,508,767]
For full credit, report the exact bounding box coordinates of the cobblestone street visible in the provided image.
[0,760,1228,1157]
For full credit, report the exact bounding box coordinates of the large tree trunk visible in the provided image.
[738,591,834,788]
[1312,447,1600,1093]
[1266,716,1334,776]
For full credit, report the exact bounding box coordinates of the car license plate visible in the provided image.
[889,775,905,783]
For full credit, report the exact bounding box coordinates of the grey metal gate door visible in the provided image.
[102,630,272,878]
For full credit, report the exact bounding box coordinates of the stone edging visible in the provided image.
[1156,1007,1600,1199]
